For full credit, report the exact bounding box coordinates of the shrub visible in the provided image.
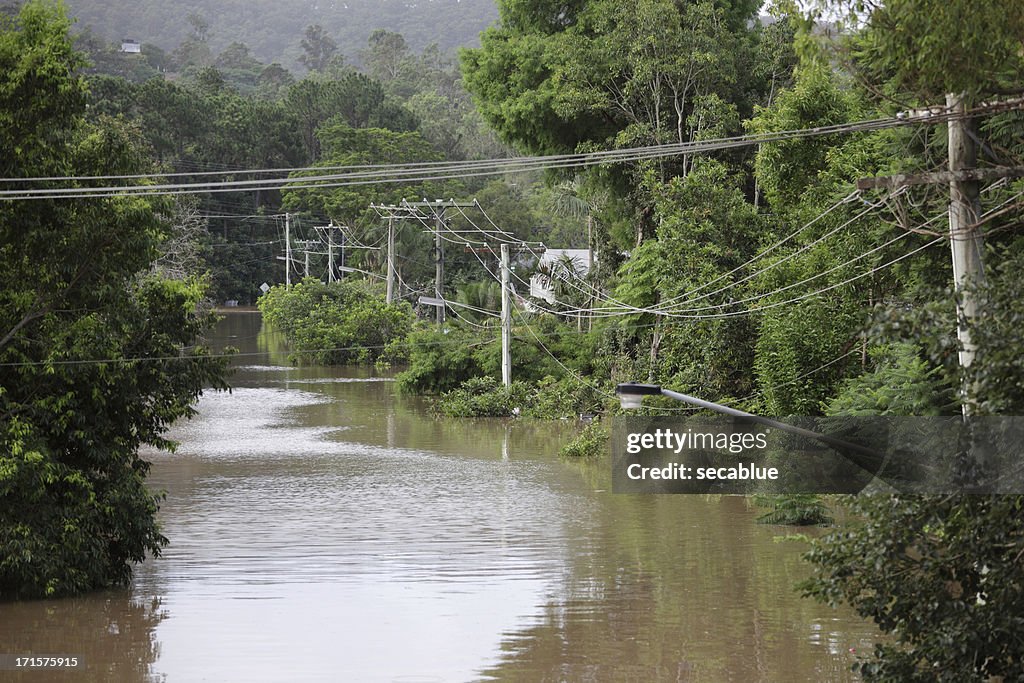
[524,375,606,419]
[258,279,413,365]
[394,327,488,394]
[559,422,609,459]
[434,376,533,417]
[754,494,833,526]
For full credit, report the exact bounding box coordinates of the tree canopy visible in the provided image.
[0,0,228,599]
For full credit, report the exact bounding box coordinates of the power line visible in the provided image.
[0,109,992,201]
[500,185,1022,321]
[13,100,1014,187]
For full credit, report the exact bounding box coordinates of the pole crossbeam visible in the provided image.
[857,166,1024,191]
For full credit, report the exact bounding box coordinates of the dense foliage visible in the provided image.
[803,495,1024,681]
[257,279,413,365]
[558,422,609,459]
[434,375,603,419]
[0,1,228,599]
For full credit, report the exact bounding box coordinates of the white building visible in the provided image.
[529,248,592,304]
[120,39,141,54]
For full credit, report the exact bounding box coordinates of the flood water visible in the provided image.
[1,312,881,681]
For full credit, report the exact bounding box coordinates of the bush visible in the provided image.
[802,495,1024,681]
[258,278,413,365]
[525,375,606,419]
[559,422,609,459]
[394,327,488,394]
[754,494,833,526]
[432,373,609,419]
[434,376,534,417]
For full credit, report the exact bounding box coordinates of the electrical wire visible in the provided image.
[0,109,993,201]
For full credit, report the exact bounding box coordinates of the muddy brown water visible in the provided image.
[0,312,880,681]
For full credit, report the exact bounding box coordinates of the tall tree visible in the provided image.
[299,24,340,73]
[0,0,228,599]
[361,29,411,83]
[462,0,757,156]
[283,120,445,222]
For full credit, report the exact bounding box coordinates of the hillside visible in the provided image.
[60,0,498,69]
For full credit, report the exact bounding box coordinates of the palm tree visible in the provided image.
[535,253,590,331]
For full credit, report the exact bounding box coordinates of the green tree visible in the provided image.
[0,1,228,599]
[748,64,863,212]
[612,160,762,398]
[361,29,411,83]
[257,62,295,99]
[812,0,1024,104]
[299,24,340,73]
[462,0,756,155]
[285,73,417,162]
[283,120,444,223]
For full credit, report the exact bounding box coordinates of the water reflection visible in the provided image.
[0,312,880,681]
[0,592,165,683]
[481,492,869,681]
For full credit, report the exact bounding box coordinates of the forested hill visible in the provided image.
[59,0,498,67]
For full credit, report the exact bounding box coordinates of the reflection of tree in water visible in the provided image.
[478,493,874,682]
[3,590,166,682]
[480,573,701,681]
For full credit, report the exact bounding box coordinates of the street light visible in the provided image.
[614,382,661,409]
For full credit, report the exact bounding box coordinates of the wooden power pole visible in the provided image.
[386,216,396,304]
[946,94,986,410]
[500,243,512,387]
[857,97,1024,415]
[435,212,445,325]
[285,212,291,287]
[327,222,335,283]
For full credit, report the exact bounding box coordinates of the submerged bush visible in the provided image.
[394,327,488,394]
[433,374,608,419]
[434,376,533,417]
[528,375,605,419]
[258,278,413,365]
[559,422,609,459]
[754,494,833,526]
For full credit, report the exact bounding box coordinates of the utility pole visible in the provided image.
[285,212,291,288]
[500,243,512,387]
[856,97,1024,416]
[386,216,396,304]
[327,222,335,283]
[946,94,985,413]
[294,239,318,280]
[587,215,594,272]
[339,227,345,280]
[435,211,445,325]
[370,200,481,321]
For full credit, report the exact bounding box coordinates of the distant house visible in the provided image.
[529,248,592,304]
[120,39,141,54]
